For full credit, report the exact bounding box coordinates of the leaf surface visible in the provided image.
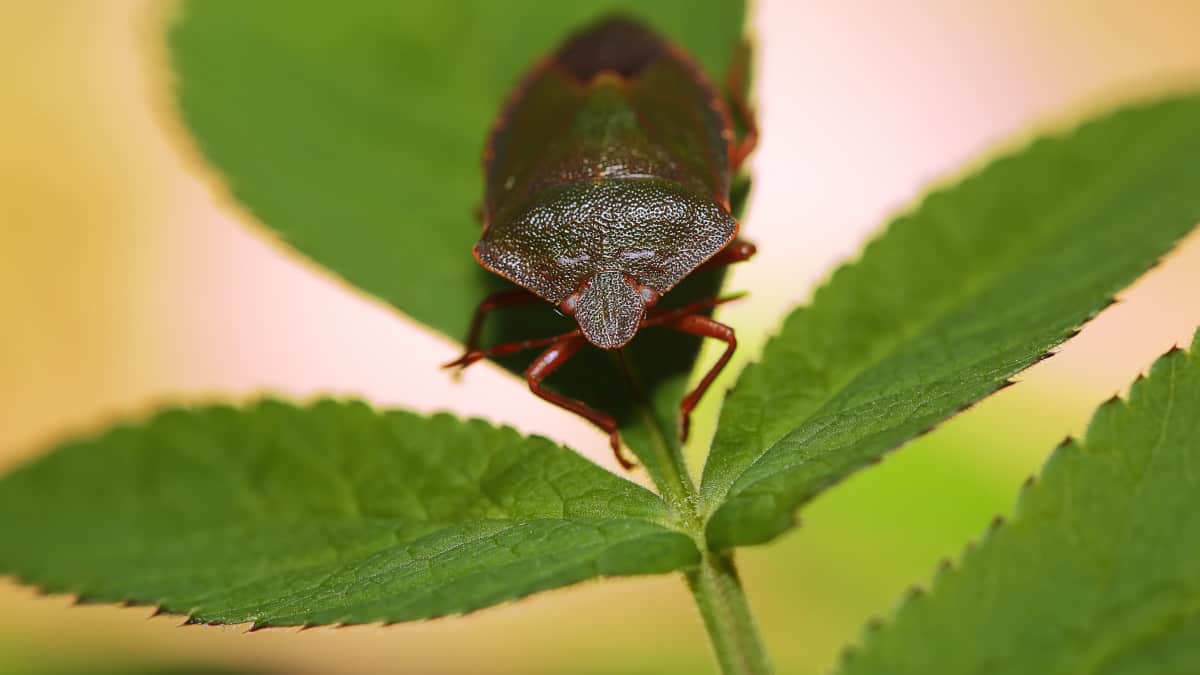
[0,401,697,626]
[702,93,1200,549]
[838,332,1200,675]
[169,1,747,473]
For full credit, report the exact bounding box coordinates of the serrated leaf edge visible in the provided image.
[835,335,1198,670]
[0,397,697,629]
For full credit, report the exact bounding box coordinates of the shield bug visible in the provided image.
[446,17,757,468]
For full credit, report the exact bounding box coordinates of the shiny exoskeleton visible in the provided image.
[447,17,757,468]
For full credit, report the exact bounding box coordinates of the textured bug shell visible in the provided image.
[475,18,738,348]
[476,179,736,303]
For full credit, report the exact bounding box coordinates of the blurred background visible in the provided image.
[1,1,1198,673]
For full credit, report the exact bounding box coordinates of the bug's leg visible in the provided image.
[443,330,580,370]
[697,239,757,272]
[444,288,542,368]
[726,40,758,172]
[659,314,737,442]
[642,293,746,328]
[526,336,635,470]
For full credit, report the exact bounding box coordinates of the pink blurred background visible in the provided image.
[1,1,1198,673]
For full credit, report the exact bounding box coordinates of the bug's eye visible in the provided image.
[560,293,580,315]
[638,286,659,307]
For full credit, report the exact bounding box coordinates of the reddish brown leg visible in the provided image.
[659,314,737,442]
[526,336,635,470]
[443,330,581,370]
[643,293,746,328]
[444,288,542,368]
[726,41,759,171]
[697,239,757,272]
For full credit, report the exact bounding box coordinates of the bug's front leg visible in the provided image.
[444,288,541,369]
[659,314,737,442]
[526,336,635,470]
[442,331,576,370]
[698,239,757,272]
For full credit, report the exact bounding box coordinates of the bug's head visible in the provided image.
[560,271,659,349]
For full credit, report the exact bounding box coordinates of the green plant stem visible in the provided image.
[631,400,699,525]
[686,552,774,675]
[612,352,699,524]
[616,355,773,674]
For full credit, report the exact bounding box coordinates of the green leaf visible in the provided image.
[168,1,747,476]
[702,93,1200,549]
[837,331,1200,675]
[0,401,698,627]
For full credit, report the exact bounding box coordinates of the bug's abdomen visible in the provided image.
[483,18,733,230]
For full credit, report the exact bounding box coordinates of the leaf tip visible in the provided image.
[996,379,1018,392]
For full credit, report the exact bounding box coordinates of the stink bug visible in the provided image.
[446,17,757,468]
